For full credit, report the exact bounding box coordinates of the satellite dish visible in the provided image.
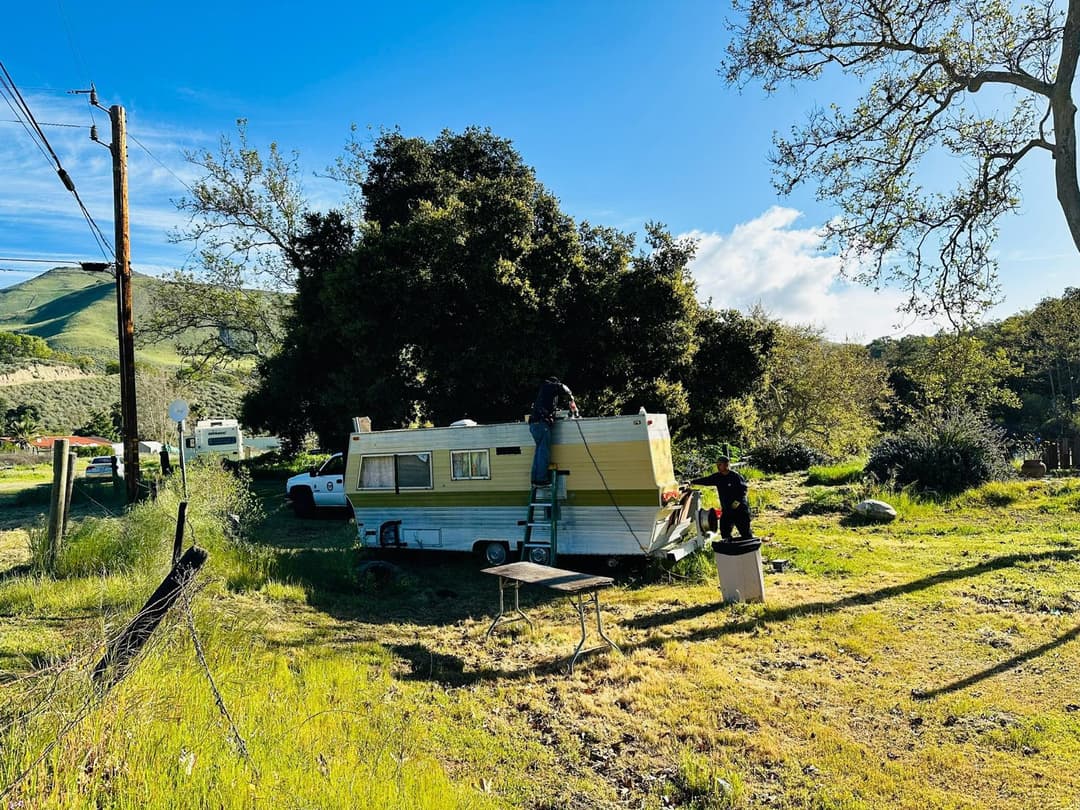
[168,399,190,422]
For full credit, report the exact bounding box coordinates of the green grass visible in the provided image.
[4,473,1080,807]
[806,460,866,486]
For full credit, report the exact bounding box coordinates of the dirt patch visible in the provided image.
[0,363,94,386]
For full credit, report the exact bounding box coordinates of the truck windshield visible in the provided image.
[320,456,345,476]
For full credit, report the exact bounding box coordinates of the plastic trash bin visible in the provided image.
[712,538,765,603]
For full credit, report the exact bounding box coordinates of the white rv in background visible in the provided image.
[183,418,244,462]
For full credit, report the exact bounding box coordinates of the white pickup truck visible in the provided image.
[285,453,350,517]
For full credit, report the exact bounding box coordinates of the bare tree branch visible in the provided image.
[724,0,1078,320]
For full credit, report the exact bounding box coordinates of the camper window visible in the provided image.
[359,455,395,489]
[207,436,237,446]
[451,449,490,480]
[358,453,433,490]
[396,453,432,489]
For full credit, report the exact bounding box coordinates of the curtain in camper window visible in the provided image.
[472,450,490,478]
[359,455,394,489]
[452,452,469,480]
[397,453,432,489]
[452,450,490,480]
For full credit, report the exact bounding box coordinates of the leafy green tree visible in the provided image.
[724,0,1080,321]
[144,120,302,371]
[736,321,893,456]
[874,332,1021,429]
[682,308,776,439]
[0,331,53,363]
[74,409,119,441]
[995,287,1080,436]
[243,128,743,447]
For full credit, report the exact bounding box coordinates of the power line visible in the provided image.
[0,257,85,265]
[0,119,83,128]
[0,60,113,261]
[54,0,98,131]
[128,130,193,193]
[0,84,52,166]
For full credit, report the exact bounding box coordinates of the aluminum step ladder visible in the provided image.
[520,469,562,565]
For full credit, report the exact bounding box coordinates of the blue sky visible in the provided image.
[1,0,1076,339]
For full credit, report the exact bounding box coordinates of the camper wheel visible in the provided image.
[480,542,509,566]
[526,547,550,565]
[290,487,315,518]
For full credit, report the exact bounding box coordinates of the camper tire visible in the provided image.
[291,487,315,518]
[526,547,550,565]
[481,542,509,566]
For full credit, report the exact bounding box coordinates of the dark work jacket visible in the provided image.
[531,380,574,425]
[691,470,749,509]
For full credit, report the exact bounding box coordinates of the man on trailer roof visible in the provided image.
[529,377,578,486]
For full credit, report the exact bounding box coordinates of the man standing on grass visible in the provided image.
[691,456,753,540]
[529,377,578,486]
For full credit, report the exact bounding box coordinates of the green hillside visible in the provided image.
[2,375,244,435]
[0,267,270,435]
[0,266,182,365]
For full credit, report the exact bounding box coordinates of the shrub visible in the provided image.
[959,480,1027,508]
[240,450,332,481]
[866,410,1013,495]
[746,439,825,473]
[671,440,741,481]
[74,444,114,458]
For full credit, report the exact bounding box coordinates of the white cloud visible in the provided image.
[682,206,941,341]
[0,92,210,277]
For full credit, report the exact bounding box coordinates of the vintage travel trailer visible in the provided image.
[182,418,244,463]
[343,413,706,564]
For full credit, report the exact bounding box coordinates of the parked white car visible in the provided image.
[85,456,123,480]
[285,453,349,517]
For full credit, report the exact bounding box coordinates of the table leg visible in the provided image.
[486,577,533,638]
[567,590,621,674]
[592,591,621,653]
[568,592,589,673]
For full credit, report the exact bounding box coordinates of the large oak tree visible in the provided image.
[230,128,769,448]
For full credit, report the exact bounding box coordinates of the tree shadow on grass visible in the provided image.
[623,547,1080,632]
[912,623,1080,700]
[384,547,1080,687]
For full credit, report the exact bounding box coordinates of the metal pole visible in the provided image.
[178,420,188,499]
[110,103,140,504]
[172,501,188,565]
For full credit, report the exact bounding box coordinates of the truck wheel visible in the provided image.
[482,542,509,566]
[291,488,315,518]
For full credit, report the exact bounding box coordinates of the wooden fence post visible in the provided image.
[62,450,77,538]
[46,439,70,570]
[92,545,208,688]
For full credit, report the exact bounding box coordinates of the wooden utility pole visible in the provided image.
[109,103,140,503]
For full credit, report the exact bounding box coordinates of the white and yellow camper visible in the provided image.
[344,413,705,565]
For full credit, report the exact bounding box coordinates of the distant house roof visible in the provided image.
[31,436,115,450]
